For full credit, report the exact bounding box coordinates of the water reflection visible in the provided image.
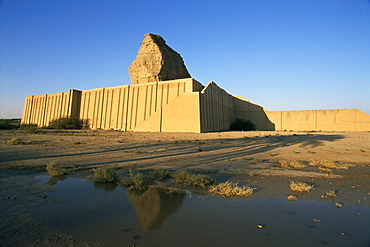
[34,176,370,247]
[46,176,67,186]
[127,187,186,231]
[94,182,117,192]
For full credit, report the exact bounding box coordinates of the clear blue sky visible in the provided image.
[1,0,369,119]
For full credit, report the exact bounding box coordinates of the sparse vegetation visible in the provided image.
[152,168,171,180]
[171,170,191,184]
[120,169,148,192]
[310,160,352,169]
[47,117,85,129]
[92,167,118,183]
[326,190,337,197]
[287,195,298,201]
[209,182,253,197]
[230,118,256,131]
[46,162,68,177]
[172,170,216,188]
[0,119,13,129]
[279,160,306,168]
[189,174,217,188]
[20,124,39,133]
[7,138,24,145]
[318,167,332,172]
[289,180,314,193]
[247,171,257,177]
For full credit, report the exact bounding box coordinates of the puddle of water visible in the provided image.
[33,176,370,247]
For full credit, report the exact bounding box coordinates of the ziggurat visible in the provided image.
[21,34,370,132]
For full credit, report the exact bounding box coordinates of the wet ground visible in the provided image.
[31,176,370,247]
[1,130,369,246]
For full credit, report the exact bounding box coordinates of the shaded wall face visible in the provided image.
[233,96,275,131]
[267,109,370,131]
[200,82,234,132]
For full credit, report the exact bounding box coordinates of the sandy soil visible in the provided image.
[0,129,369,246]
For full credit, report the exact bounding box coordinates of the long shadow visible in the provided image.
[0,141,185,162]
[1,133,345,170]
[82,133,345,168]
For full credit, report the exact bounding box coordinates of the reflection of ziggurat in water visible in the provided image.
[21,33,370,132]
[127,187,186,232]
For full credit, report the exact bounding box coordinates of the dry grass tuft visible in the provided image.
[287,195,298,201]
[7,138,24,145]
[326,190,337,197]
[279,160,306,168]
[209,181,253,197]
[46,162,68,177]
[310,160,352,169]
[289,180,314,193]
[318,167,332,172]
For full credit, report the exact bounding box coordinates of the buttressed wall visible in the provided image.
[21,33,370,132]
[267,109,370,132]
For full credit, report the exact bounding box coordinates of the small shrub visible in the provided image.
[0,119,13,129]
[326,190,337,197]
[20,124,39,133]
[310,160,351,170]
[7,138,24,145]
[120,170,148,192]
[172,170,216,188]
[92,167,118,183]
[287,195,298,201]
[289,180,313,193]
[48,117,84,129]
[152,168,171,180]
[209,181,253,197]
[230,118,256,131]
[172,170,191,185]
[279,160,306,168]
[46,162,68,177]
[190,174,217,188]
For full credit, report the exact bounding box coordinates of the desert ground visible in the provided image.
[0,129,369,246]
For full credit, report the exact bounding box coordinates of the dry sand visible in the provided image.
[0,129,369,246]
